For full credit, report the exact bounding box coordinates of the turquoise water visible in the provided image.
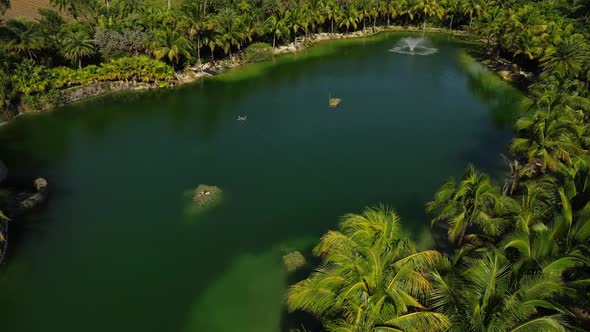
[0,33,522,332]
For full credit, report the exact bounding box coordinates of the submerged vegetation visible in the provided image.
[1,0,590,330]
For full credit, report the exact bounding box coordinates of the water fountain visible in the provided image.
[389,37,438,56]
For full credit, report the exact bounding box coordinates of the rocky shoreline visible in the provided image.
[478,52,535,88]
[2,25,468,120]
[0,162,49,264]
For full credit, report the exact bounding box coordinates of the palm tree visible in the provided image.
[510,111,583,174]
[49,0,80,18]
[287,0,309,46]
[411,0,444,29]
[146,26,191,65]
[426,165,511,245]
[379,0,404,27]
[431,250,569,331]
[265,12,290,48]
[288,206,449,331]
[443,0,462,30]
[61,25,95,69]
[337,5,358,33]
[324,1,342,34]
[181,0,211,69]
[541,32,590,81]
[460,0,484,26]
[2,17,45,59]
[506,5,545,59]
[214,8,246,61]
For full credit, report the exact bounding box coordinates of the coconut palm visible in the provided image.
[411,0,444,28]
[288,206,449,331]
[443,0,462,30]
[49,0,81,18]
[214,8,246,60]
[460,0,484,26]
[541,32,590,80]
[181,0,211,68]
[380,0,404,27]
[287,0,309,45]
[264,12,290,48]
[2,17,45,59]
[324,1,342,34]
[431,250,569,331]
[145,25,191,65]
[337,5,358,33]
[61,25,95,69]
[510,111,583,174]
[427,165,511,245]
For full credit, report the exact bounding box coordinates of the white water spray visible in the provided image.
[389,37,438,56]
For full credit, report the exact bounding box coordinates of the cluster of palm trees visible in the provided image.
[1,0,489,69]
[287,1,590,330]
[0,0,492,114]
[289,164,590,330]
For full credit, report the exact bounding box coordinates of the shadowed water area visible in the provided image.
[0,33,522,332]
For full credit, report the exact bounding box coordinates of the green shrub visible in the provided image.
[50,56,175,89]
[244,43,273,63]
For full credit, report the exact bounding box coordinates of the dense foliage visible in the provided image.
[284,0,590,331]
[1,0,590,329]
[2,0,585,115]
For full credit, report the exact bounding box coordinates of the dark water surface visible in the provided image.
[0,33,522,332]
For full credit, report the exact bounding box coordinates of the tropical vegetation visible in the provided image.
[1,0,590,329]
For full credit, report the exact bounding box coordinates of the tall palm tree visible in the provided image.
[2,17,45,59]
[147,27,191,65]
[460,0,484,26]
[324,1,342,34]
[49,0,80,18]
[411,0,444,29]
[379,0,404,27]
[265,12,290,48]
[61,25,95,69]
[287,0,309,46]
[443,0,462,30]
[337,5,358,33]
[426,165,511,245]
[214,8,246,61]
[181,0,211,69]
[288,206,449,331]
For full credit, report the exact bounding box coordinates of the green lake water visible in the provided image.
[0,33,522,332]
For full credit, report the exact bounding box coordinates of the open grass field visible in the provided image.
[2,0,54,19]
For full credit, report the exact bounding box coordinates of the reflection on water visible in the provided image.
[459,51,524,127]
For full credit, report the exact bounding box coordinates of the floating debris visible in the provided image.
[238,116,247,121]
[329,98,342,108]
[282,251,306,272]
[192,184,223,208]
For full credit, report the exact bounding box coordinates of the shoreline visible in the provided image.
[2,25,467,124]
